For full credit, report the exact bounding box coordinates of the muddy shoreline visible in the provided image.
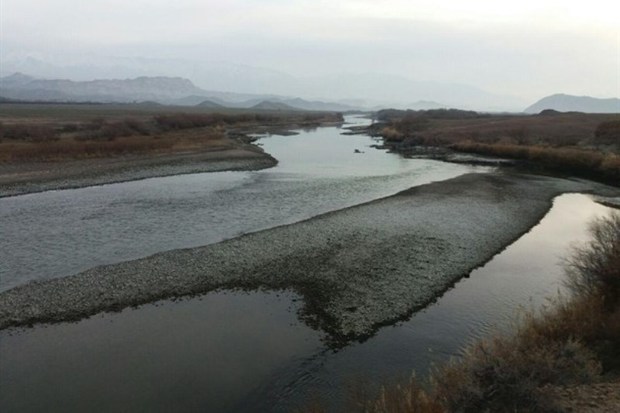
[1,172,618,345]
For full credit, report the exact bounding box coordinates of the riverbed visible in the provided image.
[0,116,618,412]
[0,117,477,292]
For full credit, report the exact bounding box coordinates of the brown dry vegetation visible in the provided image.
[301,213,620,412]
[452,142,620,183]
[0,104,343,162]
[377,109,620,184]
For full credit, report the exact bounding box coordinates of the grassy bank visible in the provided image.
[305,211,620,412]
[0,103,343,162]
[451,141,620,183]
[376,109,620,184]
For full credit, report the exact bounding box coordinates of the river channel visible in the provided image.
[0,116,616,412]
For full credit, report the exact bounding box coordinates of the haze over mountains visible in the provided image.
[0,56,527,111]
[1,71,618,114]
[0,73,362,111]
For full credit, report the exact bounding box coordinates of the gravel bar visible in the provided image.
[1,172,618,345]
[0,149,277,198]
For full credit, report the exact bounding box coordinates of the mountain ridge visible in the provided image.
[525,93,620,114]
[0,73,359,111]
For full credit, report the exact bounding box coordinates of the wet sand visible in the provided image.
[0,172,618,345]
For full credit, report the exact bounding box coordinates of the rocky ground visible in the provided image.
[1,172,618,346]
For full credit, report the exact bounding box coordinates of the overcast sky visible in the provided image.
[1,0,618,101]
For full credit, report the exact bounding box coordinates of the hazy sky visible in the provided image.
[1,0,619,100]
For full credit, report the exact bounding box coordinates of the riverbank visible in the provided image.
[367,109,620,185]
[0,103,343,197]
[344,212,620,413]
[0,147,276,197]
[1,172,618,345]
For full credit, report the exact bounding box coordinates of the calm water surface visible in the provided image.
[0,116,614,412]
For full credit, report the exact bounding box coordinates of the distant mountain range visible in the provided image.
[0,73,204,103]
[11,73,615,115]
[524,94,620,114]
[0,55,529,110]
[0,73,364,111]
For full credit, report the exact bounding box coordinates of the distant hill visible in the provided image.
[525,94,620,114]
[0,73,358,111]
[0,73,206,103]
[250,101,300,111]
[278,98,358,112]
[195,100,226,109]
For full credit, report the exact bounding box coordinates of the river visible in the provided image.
[0,116,616,412]
[0,117,477,292]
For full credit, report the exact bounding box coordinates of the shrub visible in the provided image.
[450,142,620,183]
[381,126,405,142]
[0,124,58,142]
[434,337,600,412]
[122,117,151,135]
[154,113,219,130]
[565,213,620,309]
[361,376,446,413]
[397,114,430,135]
[594,120,620,145]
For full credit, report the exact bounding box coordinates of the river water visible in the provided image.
[0,117,616,412]
[0,117,475,292]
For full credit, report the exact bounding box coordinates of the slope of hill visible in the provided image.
[0,73,359,111]
[250,101,300,111]
[525,94,620,114]
[0,73,205,103]
[278,98,358,112]
[195,100,226,109]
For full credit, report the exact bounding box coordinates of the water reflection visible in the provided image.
[0,194,615,412]
[264,194,615,411]
[0,291,321,413]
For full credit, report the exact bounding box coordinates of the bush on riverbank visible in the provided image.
[377,112,619,184]
[300,212,620,412]
[450,141,620,184]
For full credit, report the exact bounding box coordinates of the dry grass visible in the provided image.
[381,126,405,142]
[0,136,175,161]
[358,377,446,413]
[300,212,620,412]
[595,120,620,145]
[432,303,606,412]
[0,127,230,161]
[0,107,343,162]
[377,110,619,183]
[379,110,617,147]
[566,213,620,307]
[451,142,620,183]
